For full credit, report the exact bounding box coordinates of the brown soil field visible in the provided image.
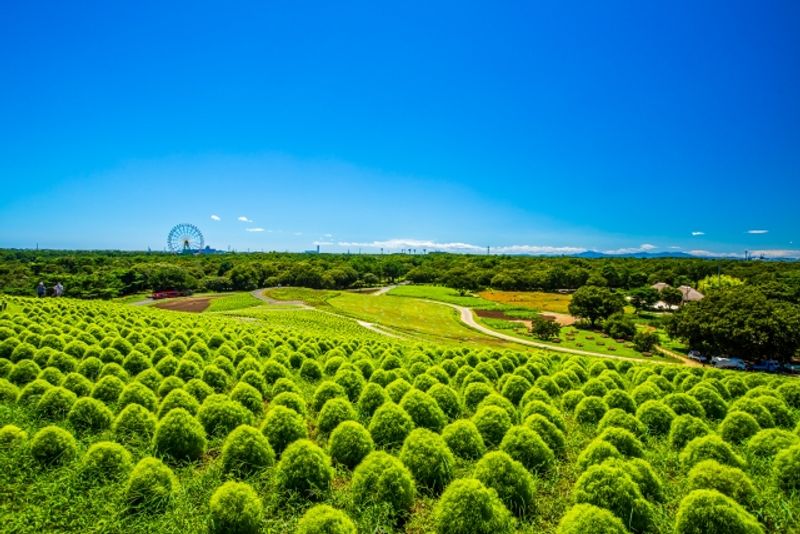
[154,298,211,313]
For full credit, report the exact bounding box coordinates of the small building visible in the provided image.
[650,282,704,310]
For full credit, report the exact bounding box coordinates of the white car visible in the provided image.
[712,357,746,370]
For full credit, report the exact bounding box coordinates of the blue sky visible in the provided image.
[1,1,798,256]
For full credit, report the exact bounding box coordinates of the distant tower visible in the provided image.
[316,244,320,254]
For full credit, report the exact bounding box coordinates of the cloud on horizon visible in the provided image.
[210,214,221,221]
[747,229,768,234]
[238,216,253,223]
[691,231,704,236]
[245,227,265,232]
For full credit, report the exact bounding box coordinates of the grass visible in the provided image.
[387,285,504,308]
[205,292,262,313]
[478,290,572,314]
[112,293,152,304]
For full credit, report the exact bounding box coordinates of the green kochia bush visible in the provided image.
[328,421,373,469]
[499,425,555,473]
[636,400,676,436]
[68,397,114,433]
[474,451,536,517]
[399,428,455,494]
[442,419,486,460]
[221,425,275,478]
[773,443,800,493]
[556,503,627,534]
[681,435,746,469]
[574,397,608,426]
[209,481,263,534]
[119,382,158,412]
[686,460,756,506]
[36,386,77,420]
[296,504,357,534]
[357,382,388,417]
[274,439,332,500]
[153,408,207,463]
[472,405,512,448]
[674,489,763,534]
[351,451,416,519]
[126,456,179,513]
[524,414,566,457]
[746,429,799,458]
[271,391,307,416]
[369,402,414,449]
[158,388,200,419]
[91,375,125,404]
[434,478,514,534]
[669,414,711,450]
[30,425,78,466]
[198,394,253,438]
[598,408,647,437]
[317,398,357,434]
[114,403,157,445]
[261,405,307,455]
[400,389,447,432]
[79,441,133,485]
[572,463,654,533]
[576,440,622,472]
[597,427,644,458]
[719,411,761,445]
[0,424,27,447]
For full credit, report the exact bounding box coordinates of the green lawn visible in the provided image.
[387,284,504,308]
[206,292,263,313]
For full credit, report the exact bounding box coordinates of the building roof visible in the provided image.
[651,282,670,291]
[679,285,704,302]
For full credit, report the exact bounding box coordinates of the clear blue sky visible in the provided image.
[1,1,798,257]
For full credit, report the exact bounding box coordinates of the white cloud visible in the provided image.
[602,243,657,254]
[238,216,253,223]
[691,231,704,236]
[313,241,335,246]
[747,229,768,234]
[749,249,800,259]
[210,214,221,221]
[245,227,265,232]
[323,233,333,238]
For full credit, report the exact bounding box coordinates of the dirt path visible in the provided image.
[371,285,397,296]
[250,289,312,309]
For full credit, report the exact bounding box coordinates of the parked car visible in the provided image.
[687,350,708,363]
[748,360,780,373]
[712,357,746,370]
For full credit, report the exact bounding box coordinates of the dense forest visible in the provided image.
[2,249,800,302]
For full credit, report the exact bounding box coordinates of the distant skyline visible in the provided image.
[1,2,799,257]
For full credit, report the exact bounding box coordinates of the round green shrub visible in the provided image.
[574,396,608,426]
[636,400,676,436]
[351,451,416,518]
[572,463,654,533]
[610,457,664,502]
[114,403,157,445]
[688,386,728,421]
[675,489,763,534]
[209,481,263,534]
[369,402,414,449]
[68,397,113,433]
[185,378,214,403]
[91,375,125,404]
[18,378,52,405]
[669,414,711,450]
[463,382,493,412]
[38,366,64,386]
[274,439,332,500]
[687,460,756,506]
[719,411,761,445]
[524,414,566,457]
[434,478,514,534]
[328,420,373,469]
[576,439,622,472]
[9,359,40,385]
[119,382,158,412]
[472,405,512,448]
[358,382,388,417]
[30,425,77,466]
[428,383,461,420]
[499,424,554,473]
[299,359,323,382]
[474,450,536,517]
[317,397,357,434]
[773,443,800,493]
[125,456,179,513]
[556,503,627,534]
[0,424,27,447]
[777,381,800,409]
[0,378,18,402]
[62,372,93,397]
[597,427,644,458]
[603,389,636,414]
[153,408,207,463]
[598,408,646,437]
[198,394,253,438]
[36,386,77,420]
[442,419,486,460]
[400,428,455,493]
[400,389,447,432]
[501,374,531,406]
[561,390,586,414]
[271,391,307,416]
[729,397,774,428]
[522,400,566,432]
[664,392,706,418]
[228,382,263,417]
[221,424,275,478]
[296,504,357,534]
[260,405,307,455]
[333,369,364,402]
[681,434,746,469]
[478,393,517,423]
[79,441,133,484]
[747,428,799,458]
[157,388,199,419]
[311,381,347,412]
[202,364,229,393]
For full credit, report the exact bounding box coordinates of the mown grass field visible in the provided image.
[479,290,573,314]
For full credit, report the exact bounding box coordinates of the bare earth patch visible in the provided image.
[154,298,211,313]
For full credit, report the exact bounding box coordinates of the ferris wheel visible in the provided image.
[167,224,205,254]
